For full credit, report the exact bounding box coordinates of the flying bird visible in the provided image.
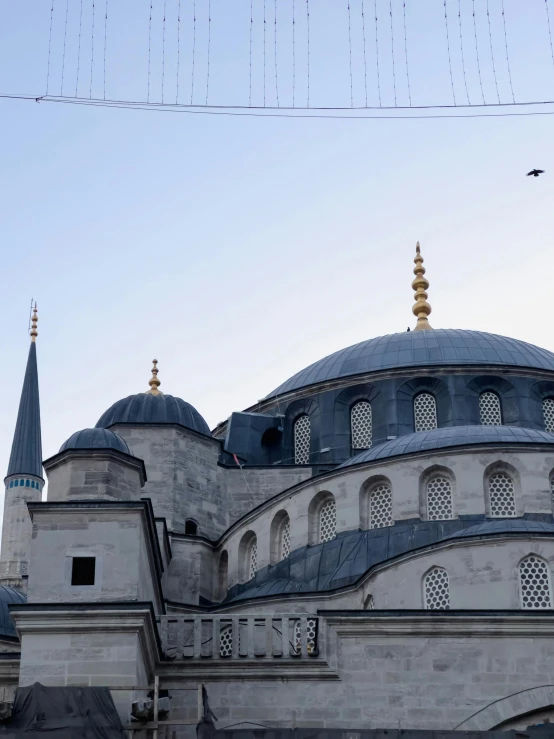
[526,169,545,177]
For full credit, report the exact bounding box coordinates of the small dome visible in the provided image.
[59,428,132,455]
[0,586,26,639]
[340,425,554,468]
[95,393,210,436]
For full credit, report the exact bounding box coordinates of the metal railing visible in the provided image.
[158,614,319,661]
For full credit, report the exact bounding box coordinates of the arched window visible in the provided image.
[364,594,375,610]
[479,391,502,425]
[239,531,258,583]
[270,510,291,564]
[280,517,291,560]
[217,551,228,601]
[550,475,554,508]
[184,519,198,536]
[351,401,372,449]
[294,415,311,464]
[543,398,554,433]
[488,471,517,518]
[369,483,393,529]
[424,567,450,609]
[319,499,337,543]
[248,538,258,580]
[426,476,454,521]
[519,555,553,609]
[413,393,437,432]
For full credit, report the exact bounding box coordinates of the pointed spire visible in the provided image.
[6,308,43,480]
[146,359,163,396]
[412,242,433,331]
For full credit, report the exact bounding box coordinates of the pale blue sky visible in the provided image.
[1,1,553,494]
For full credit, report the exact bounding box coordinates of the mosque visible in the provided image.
[3,244,554,735]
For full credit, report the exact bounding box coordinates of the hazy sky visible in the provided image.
[1,1,553,501]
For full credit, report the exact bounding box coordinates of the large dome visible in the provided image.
[96,393,210,436]
[267,329,554,397]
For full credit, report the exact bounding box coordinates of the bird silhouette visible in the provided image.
[526,169,545,177]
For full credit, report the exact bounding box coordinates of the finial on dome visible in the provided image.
[412,242,433,331]
[30,302,38,342]
[147,359,162,395]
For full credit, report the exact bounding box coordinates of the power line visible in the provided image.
[348,2,354,108]
[374,0,382,106]
[206,0,211,105]
[443,0,456,105]
[249,0,253,106]
[46,0,55,95]
[176,0,182,103]
[75,0,84,96]
[403,0,411,106]
[486,0,501,103]
[545,0,554,77]
[389,0,397,106]
[103,0,108,100]
[472,0,486,104]
[90,0,96,99]
[306,0,310,108]
[274,0,279,107]
[162,0,167,103]
[147,0,153,103]
[263,0,267,106]
[61,0,70,96]
[191,0,197,104]
[361,0,368,107]
[458,0,471,104]
[292,0,296,107]
[500,0,515,103]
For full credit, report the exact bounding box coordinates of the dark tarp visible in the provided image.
[216,727,554,739]
[0,682,126,738]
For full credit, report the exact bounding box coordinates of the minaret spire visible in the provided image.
[412,242,433,331]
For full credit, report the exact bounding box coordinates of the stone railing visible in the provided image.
[158,614,319,661]
[0,560,27,578]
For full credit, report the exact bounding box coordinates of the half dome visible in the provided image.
[96,393,210,436]
[267,329,554,397]
[59,428,132,455]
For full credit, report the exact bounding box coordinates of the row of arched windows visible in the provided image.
[420,556,553,610]
[293,395,554,463]
[230,464,554,585]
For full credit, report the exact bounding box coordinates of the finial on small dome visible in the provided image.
[412,242,433,331]
[30,302,38,342]
[147,359,163,395]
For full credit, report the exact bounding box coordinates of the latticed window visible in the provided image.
[369,484,393,529]
[551,476,554,508]
[479,391,502,425]
[220,626,234,657]
[488,472,517,517]
[424,567,450,609]
[519,556,552,609]
[351,401,372,450]
[294,415,311,464]
[280,518,291,561]
[249,539,258,580]
[414,393,437,432]
[426,477,454,521]
[293,618,318,654]
[543,398,554,433]
[319,499,336,543]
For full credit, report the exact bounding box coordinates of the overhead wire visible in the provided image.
[361,0,368,106]
[458,0,471,104]
[403,0,411,106]
[389,0,397,106]
[486,0,501,103]
[75,0,84,96]
[249,0,253,106]
[274,0,279,106]
[61,0,70,96]
[103,0,108,100]
[348,2,354,108]
[263,0,267,106]
[374,0,382,106]
[147,0,153,103]
[306,0,310,108]
[545,0,554,77]
[46,0,55,95]
[472,0,486,104]
[292,0,296,106]
[90,0,96,99]
[443,0,456,105]
[205,0,211,105]
[191,0,197,104]
[500,0,515,103]
[162,0,167,103]
[176,0,181,103]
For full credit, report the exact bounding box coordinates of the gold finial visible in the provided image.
[412,242,433,331]
[147,359,162,395]
[30,303,38,342]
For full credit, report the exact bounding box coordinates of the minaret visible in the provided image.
[1,304,44,586]
[412,242,433,331]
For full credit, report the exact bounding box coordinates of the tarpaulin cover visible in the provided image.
[0,682,127,738]
[216,727,554,739]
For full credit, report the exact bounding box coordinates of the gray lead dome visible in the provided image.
[96,393,210,436]
[267,329,554,397]
[59,427,132,455]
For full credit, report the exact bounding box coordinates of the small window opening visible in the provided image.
[185,520,198,536]
[71,557,96,586]
[261,427,282,447]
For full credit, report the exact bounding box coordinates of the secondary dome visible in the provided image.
[267,329,554,397]
[340,425,554,467]
[95,360,210,436]
[59,428,132,455]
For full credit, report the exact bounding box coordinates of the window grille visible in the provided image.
[488,472,517,517]
[293,618,318,654]
[220,625,234,657]
[426,476,454,520]
[544,399,554,433]
[424,567,450,609]
[280,518,291,560]
[551,476,554,508]
[351,401,372,449]
[369,484,393,529]
[249,539,258,580]
[365,595,375,610]
[414,393,437,431]
[319,499,336,543]
[519,556,552,609]
[479,391,502,425]
[294,415,311,464]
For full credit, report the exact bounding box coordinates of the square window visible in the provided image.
[71,557,96,586]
